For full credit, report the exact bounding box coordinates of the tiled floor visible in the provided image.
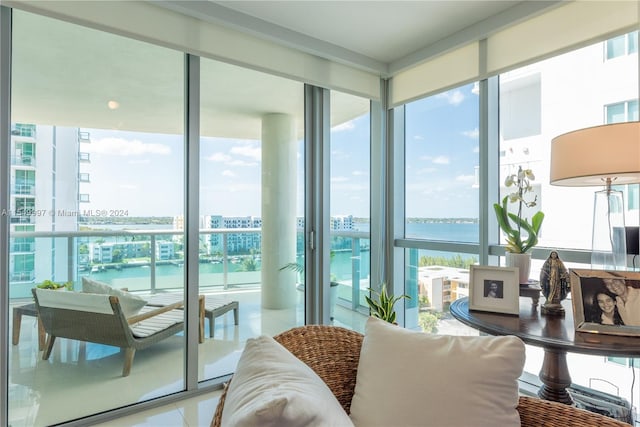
[8,288,369,426]
[94,390,223,427]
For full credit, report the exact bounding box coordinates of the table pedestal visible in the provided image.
[538,348,573,404]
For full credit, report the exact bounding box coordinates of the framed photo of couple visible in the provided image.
[571,269,640,337]
[469,265,520,315]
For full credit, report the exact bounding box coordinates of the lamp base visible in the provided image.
[591,188,627,270]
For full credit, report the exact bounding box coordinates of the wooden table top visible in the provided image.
[450,297,640,357]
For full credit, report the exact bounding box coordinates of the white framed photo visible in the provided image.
[469,265,520,315]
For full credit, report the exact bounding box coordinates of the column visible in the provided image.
[261,113,297,309]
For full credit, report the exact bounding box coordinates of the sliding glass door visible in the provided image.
[9,10,185,425]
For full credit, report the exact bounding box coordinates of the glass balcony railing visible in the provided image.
[11,155,35,166]
[8,228,371,304]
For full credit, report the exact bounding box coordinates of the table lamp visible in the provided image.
[550,121,640,270]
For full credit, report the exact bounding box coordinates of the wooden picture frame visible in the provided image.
[469,265,520,315]
[570,269,640,336]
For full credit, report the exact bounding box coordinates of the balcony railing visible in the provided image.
[8,228,371,305]
[13,184,35,195]
[11,155,35,166]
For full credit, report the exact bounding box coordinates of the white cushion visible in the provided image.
[349,317,526,427]
[82,277,147,317]
[35,288,114,314]
[221,335,354,427]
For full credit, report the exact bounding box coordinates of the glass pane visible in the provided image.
[498,31,638,413]
[405,83,480,242]
[499,32,638,257]
[606,102,626,123]
[606,35,626,59]
[9,11,184,425]
[330,91,371,330]
[404,248,479,333]
[628,31,638,55]
[198,58,305,382]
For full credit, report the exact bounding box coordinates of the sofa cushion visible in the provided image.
[82,277,147,317]
[349,316,526,427]
[221,334,354,427]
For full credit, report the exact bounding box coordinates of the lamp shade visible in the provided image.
[550,121,640,186]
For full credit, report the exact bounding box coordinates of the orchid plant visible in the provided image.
[493,166,545,254]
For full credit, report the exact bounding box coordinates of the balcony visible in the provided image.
[11,155,35,166]
[12,184,35,196]
[7,227,373,425]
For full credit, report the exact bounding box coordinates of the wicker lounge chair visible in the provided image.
[211,325,630,427]
[33,288,185,377]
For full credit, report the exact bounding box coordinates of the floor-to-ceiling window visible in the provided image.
[402,82,480,332]
[330,91,371,332]
[9,10,185,425]
[497,30,639,412]
[197,57,306,382]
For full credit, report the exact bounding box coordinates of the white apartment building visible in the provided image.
[9,124,87,298]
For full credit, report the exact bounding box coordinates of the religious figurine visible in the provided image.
[541,250,570,315]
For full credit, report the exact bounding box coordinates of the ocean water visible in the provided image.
[11,221,478,297]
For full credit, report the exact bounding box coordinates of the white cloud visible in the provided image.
[231,145,261,161]
[413,135,425,140]
[436,89,465,105]
[417,167,437,175]
[473,146,479,153]
[432,155,450,165]
[222,170,236,177]
[90,138,171,156]
[207,152,231,162]
[472,82,480,95]
[456,174,476,183]
[332,120,355,132]
[331,176,349,183]
[352,170,367,176]
[228,159,259,167]
[127,159,151,165]
[462,128,479,139]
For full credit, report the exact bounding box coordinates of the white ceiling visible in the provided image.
[10,1,562,139]
[159,0,562,74]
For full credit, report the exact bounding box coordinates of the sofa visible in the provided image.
[211,320,630,427]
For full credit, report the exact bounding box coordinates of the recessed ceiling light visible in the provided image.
[107,100,120,110]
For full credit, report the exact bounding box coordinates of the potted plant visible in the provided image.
[365,284,410,324]
[280,253,340,320]
[493,166,544,284]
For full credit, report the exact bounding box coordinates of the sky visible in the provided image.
[82,84,480,219]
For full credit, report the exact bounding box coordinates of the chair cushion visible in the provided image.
[349,317,525,427]
[221,334,354,427]
[82,277,147,317]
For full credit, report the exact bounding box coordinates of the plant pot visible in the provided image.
[505,252,531,285]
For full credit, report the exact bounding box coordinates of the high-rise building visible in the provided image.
[9,124,88,297]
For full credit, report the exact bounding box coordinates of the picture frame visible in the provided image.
[570,269,640,337]
[468,265,520,315]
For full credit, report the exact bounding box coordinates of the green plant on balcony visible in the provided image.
[36,279,73,290]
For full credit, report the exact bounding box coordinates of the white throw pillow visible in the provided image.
[81,277,147,317]
[221,334,354,427]
[349,317,526,427]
